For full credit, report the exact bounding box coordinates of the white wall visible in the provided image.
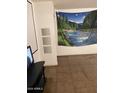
[32,1,58,66]
[55,8,97,56]
[57,45,97,56]
[27,1,42,62]
[28,1,97,64]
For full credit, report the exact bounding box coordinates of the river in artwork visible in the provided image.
[65,31,97,46]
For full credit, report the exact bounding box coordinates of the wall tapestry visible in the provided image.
[56,10,97,46]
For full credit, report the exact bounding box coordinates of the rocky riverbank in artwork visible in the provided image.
[65,31,97,46]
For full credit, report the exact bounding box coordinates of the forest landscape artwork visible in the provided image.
[56,10,97,46]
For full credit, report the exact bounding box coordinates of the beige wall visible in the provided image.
[32,1,58,66]
[28,1,97,65]
[27,1,42,62]
[57,45,97,56]
[55,8,97,56]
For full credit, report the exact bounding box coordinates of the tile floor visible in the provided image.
[43,54,97,93]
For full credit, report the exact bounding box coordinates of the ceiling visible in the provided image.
[32,0,97,9]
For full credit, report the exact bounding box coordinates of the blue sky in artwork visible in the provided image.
[57,12,88,24]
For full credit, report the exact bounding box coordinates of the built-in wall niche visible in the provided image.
[41,28,52,54]
[41,28,50,36]
[42,37,51,45]
[43,46,52,53]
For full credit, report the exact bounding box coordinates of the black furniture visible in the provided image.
[27,61,46,93]
[27,46,46,93]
